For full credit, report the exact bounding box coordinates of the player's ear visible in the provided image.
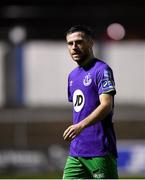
[89,38,94,47]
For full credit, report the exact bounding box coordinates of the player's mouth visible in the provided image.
[72,51,81,56]
[72,53,81,59]
[73,53,80,56]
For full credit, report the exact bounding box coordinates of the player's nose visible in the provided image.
[72,42,78,49]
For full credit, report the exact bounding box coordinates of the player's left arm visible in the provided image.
[80,93,113,128]
[63,93,113,141]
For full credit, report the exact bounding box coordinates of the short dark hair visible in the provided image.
[65,25,95,39]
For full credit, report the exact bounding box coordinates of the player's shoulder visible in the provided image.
[68,66,79,77]
[94,58,112,71]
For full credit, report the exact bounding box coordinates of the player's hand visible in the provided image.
[63,123,84,141]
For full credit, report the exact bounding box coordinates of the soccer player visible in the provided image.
[63,25,118,179]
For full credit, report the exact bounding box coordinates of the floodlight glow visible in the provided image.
[107,23,125,40]
[9,26,26,44]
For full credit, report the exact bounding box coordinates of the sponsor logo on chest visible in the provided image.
[73,89,85,112]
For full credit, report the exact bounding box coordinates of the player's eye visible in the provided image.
[67,41,73,46]
[76,40,83,45]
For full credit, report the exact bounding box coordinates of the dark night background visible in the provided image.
[0,0,145,40]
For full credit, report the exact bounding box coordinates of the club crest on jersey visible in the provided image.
[83,73,92,86]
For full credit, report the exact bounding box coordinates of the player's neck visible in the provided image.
[78,54,95,68]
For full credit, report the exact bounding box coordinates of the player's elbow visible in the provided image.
[102,101,113,114]
[100,94,113,113]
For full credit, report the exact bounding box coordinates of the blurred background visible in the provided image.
[0,0,145,178]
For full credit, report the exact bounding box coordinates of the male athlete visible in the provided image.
[63,25,118,179]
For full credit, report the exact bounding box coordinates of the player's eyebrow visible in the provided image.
[67,39,83,45]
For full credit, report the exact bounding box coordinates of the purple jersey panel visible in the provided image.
[67,59,117,157]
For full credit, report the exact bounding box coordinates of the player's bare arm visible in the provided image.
[63,93,113,141]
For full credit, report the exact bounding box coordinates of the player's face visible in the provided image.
[66,32,93,64]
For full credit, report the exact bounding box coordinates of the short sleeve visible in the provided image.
[95,65,116,95]
[67,75,72,102]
